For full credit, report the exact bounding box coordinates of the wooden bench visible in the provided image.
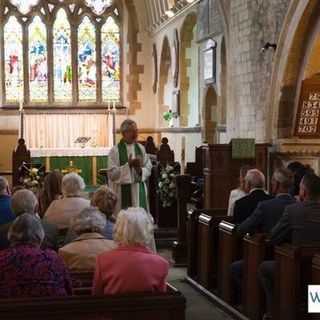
[217,221,242,303]
[273,244,320,320]
[0,284,186,320]
[242,234,269,320]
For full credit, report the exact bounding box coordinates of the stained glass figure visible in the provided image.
[101,17,120,102]
[78,16,96,101]
[29,16,48,102]
[10,0,39,15]
[85,0,113,15]
[4,16,23,102]
[53,9,72,102]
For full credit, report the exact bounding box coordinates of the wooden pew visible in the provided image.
[311,255,320,320]
[242,234,269,320]
[0,284,186,320]
[217,221,242,303]
[71,271,94,295]
[273,245,320,320]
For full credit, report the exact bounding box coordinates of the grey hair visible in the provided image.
[8,213,45,246]
[0,176,8,193]
[62,173,85,197]
[272,168,293,189]
[11,189,38,216]
[120,119,137,133]
[114,207,153,246]
[71,206,106,235]
[245,169,265,189]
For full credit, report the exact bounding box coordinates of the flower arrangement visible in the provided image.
[163,110,178,124]
[19,163,45,190]
[158,164,177,207]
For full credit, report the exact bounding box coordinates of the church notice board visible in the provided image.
[295,76,320,137]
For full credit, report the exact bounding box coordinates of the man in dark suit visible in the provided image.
[236,168,296,236]
[0,189,58,250]
[230,168,294,304]
[233,169,273,224]
[259,173,320,320]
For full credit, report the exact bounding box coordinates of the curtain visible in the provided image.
[24,113,113,149]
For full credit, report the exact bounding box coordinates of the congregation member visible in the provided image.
[107,119,153,215]
[59,207,116,271]
[91,185,117,240]
[259,173,320,320]
[0,213,72,298]
[0,177,15,226]
[233,169,273,224]
[236,168,295,236]
[227,166,251,217]
[92,207,169,296]
[38,170,63,217]
[44,172,90,230]
[230,168,296,303]
[0,189,58,250]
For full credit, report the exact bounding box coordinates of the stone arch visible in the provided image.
[179,12,198,127]
[268,0,320,141]
[203,86,218,143]
[158,36,172,127]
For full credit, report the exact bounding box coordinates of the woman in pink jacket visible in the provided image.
[92,207,169,295]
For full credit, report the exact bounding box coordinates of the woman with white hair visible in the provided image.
[0,213,72,298]
[59,207,116,271]
[44,172,90,230]
[92,207,169,296]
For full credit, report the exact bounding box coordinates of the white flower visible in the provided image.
[31,180,38,186]
[31,168,38,174]
[162,173,168,179]
[169,182,175,189]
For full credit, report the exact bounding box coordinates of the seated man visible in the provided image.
[236,168,296,236]
[0,177,15,226]
[0,189,58,250]
[230,168,296,304]
[259,173,320,320]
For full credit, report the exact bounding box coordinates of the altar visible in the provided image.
[31,147,110,186]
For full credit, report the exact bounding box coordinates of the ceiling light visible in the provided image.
[165,9,175,18]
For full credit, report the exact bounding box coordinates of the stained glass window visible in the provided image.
[4,16,23,102]
[53,9,72,102]
[85,0,113,15]
[78,16,96,101]
[101,17,120,102]
[29,16,48,102]
[10,0,39,15]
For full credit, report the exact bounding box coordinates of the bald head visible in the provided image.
[244,169,265,192]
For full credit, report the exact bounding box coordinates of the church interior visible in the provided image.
[1,0,320,319]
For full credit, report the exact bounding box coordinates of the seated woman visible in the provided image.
[91,186,117,240]
[44,173,90,230]
[0,213,72,298]
[59,207,116,271]
[92,207,169,296]
[38,170,63,217]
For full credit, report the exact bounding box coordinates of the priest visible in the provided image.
[107,119,152,216]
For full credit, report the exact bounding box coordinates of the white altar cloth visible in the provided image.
[30,147,111,158]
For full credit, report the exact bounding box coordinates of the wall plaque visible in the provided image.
[295,76,320,137]
[203,39,217,84]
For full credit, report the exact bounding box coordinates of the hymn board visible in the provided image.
[295,75,320,137]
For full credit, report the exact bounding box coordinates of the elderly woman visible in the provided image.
[44,173,90,230]
[59,207,116,271]
[38,170,63,217]
[0,213,72,298]
[91,186,117,240]
[92,207,169,296]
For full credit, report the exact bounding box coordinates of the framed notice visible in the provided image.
[295,76,320,137]
[203,40,217,84]
[231,139,255,159]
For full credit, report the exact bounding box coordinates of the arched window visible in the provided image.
[29,15,48,102]
[78,16,96,102]
[101,16,120,102]
[4,16,23,102]
[3,0,122,107]
[53,8,72,102]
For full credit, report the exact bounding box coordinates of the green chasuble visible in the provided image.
[118,140,148,211]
